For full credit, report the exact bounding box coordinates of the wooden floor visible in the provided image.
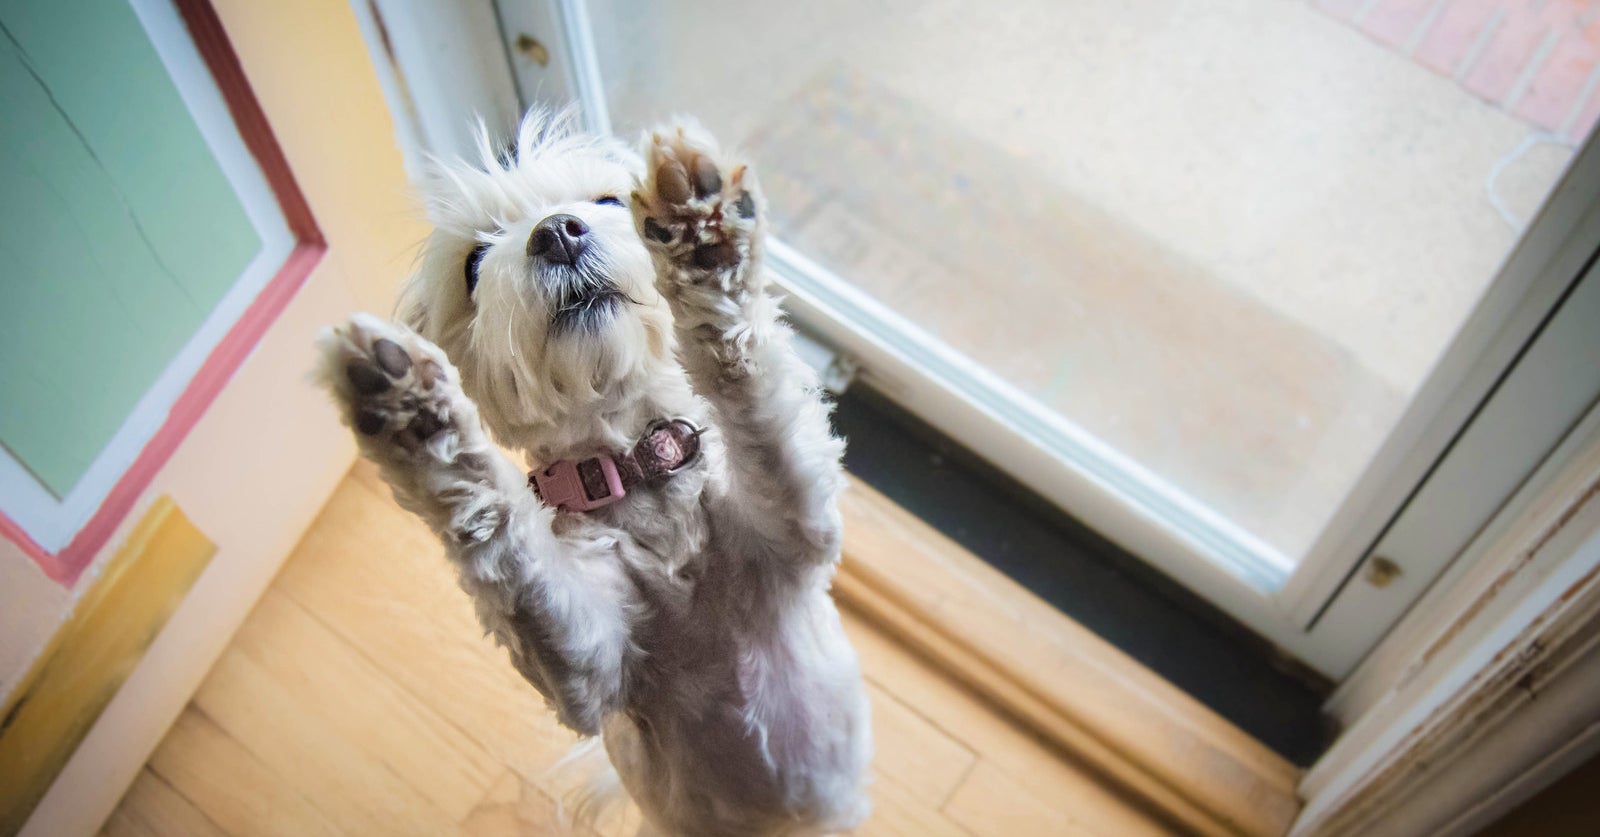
[103,462,1173,836]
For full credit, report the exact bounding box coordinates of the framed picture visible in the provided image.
[0,0,323,584]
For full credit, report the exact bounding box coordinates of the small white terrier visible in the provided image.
[315,111,871,835]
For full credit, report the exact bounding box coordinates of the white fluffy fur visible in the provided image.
[315,110,871,836]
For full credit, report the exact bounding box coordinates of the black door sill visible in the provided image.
[831,385,1337,767]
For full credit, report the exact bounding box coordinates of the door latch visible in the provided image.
[1365,555,1403,588]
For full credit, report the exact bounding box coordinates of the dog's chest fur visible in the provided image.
[559,436,867,832]
[576,430,765,686]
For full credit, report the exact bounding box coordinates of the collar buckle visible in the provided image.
[530,455,625,512]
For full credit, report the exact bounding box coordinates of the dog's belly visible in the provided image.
[605,588,871,837]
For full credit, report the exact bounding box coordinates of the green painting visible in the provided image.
[0,0,261,497]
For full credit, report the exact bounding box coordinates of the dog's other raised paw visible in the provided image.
[632,122,764,295]
[316,313,472,466]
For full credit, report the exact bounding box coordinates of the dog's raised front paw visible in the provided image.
[316,314,472,464]
[632,122,764,294]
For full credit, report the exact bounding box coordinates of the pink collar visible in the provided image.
[529,418,704,512]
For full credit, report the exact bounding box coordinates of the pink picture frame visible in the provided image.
[0,0,325,587]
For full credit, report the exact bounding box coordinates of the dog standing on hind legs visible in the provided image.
[315,111,872,835]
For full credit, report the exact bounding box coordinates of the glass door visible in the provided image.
[500,0,1600,677]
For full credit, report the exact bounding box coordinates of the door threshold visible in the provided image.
[833,387,1336,766]
[835,474,1302,836]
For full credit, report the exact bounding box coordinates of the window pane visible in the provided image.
[590,0,1592,561]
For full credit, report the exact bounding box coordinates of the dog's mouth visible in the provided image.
[550,281,633,332]
[533,238,641,334]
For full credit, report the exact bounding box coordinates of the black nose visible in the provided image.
[528,214,590,265]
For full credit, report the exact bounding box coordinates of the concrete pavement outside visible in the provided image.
[590,0,1590,560]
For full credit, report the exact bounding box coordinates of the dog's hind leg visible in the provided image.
[316,314,638,736]
[631,123,846,569]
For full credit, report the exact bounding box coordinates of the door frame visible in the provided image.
[1291,403,1600,835]
[368,0,1600,678]
[1300,245,1600,680]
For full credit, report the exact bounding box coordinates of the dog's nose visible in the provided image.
[528,214,590,265]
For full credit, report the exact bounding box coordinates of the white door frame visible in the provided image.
[1303,248,1600,683]
[358,0,1600,679]
[1292,402,1600,836]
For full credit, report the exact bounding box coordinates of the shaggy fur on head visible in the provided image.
[401,114,682,462]
[316,109,872,836]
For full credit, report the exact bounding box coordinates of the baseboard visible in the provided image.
[833,476,1302,837]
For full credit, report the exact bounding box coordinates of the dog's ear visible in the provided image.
[394,281,429,336]
[392,230,474,351]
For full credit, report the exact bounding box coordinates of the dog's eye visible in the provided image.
[464,243,489,295]
[593,196,624,207]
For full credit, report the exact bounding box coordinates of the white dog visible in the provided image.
[315,111,871,835]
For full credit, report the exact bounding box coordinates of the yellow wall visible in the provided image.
[7,0,426,832]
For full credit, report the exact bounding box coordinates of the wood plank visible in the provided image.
[865,681,975,810]
[944,760,1093,837]
[842,610,1171,837]
[458,769,643,837]
[221,588,501,822]
[100,769,225,837]
[0,498,215,836]
[146,707,340,837]
[273,468,584,786]
[189,633,459,834]
[833,478,1301,837]
[459,770,567,837]
[854,771,970,837]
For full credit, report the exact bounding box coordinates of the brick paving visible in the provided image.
[1319,0,1600,140]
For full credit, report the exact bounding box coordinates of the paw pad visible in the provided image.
[632,126,761,282]
[656,157,692,204]
[325,318,457,454]
[355,408,386,436]
[347,361,391,395]
[373,338,412,376]
[692,157,721,197]
[692,242,738,270]
[643,217,673,244]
